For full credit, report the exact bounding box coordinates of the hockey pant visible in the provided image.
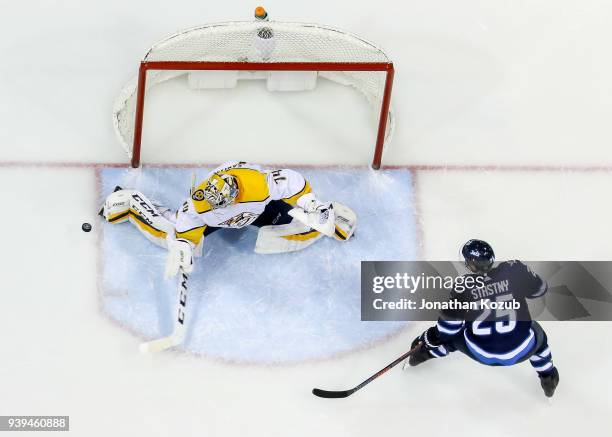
[428,321,555,375]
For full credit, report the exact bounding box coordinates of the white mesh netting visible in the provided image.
[113,20,394,161]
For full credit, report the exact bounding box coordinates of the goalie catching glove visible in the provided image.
[292,193,336,237]
[164,237,194,278]
[291,193,356,241]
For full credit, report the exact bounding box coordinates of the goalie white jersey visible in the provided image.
[174,161,311,246]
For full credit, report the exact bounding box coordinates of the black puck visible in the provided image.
[82,222,92,232]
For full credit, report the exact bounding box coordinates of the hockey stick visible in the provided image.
[139,269,190,353]
[312,343,421,399]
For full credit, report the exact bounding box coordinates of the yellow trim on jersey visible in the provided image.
[128,209,168,239]
[227,168,270,203]
[282,181,311,206]
[281,229,321,241]
[175,225,207,246]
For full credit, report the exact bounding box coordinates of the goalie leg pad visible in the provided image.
[102,188,133,223]
[255,221,323,254]
[331,202,357,241]
[102,189,176,249]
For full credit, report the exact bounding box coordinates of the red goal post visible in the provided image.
[113,15,395,169]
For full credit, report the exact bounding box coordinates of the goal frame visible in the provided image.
[130,60,395,169]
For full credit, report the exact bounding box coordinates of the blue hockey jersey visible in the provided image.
[436,261,548,365]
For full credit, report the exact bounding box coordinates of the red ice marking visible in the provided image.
[409,168,426,261]
[384,163,612,172]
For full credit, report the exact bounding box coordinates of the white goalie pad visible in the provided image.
[255,221,323,254]
[102,189,176,249]
[289,202,356,241]
[331,202,357,241]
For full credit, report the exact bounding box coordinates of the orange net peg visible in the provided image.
[254,6,267,18]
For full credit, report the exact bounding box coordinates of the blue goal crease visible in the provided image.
[99,166,418,364]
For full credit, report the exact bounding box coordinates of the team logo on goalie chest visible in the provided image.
[219,212,259,228]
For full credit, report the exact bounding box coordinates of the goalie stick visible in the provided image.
[139,269,190,353]
[312,343,421,399]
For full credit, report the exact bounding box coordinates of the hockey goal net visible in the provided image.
[113,8,395,169]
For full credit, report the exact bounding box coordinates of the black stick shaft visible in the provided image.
[312,343,421,398]
[353,346,416,391]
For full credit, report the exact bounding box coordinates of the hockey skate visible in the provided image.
[538,367,559,398]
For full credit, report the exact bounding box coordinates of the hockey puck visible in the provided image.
[82,222,92,232]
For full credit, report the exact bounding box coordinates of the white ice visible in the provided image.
[1,1,611,436]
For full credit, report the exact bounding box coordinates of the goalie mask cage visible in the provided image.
[113,15,395,169]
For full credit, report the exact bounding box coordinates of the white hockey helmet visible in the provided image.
[203,173,239,208]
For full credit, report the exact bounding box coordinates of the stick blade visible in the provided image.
[139,336,177,354]
[312,388,352,399]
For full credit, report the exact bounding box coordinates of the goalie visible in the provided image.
[100,161,356,278]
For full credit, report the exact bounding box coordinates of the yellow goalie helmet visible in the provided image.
[202,173,239,208]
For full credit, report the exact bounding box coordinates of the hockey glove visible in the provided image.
[405,327,447,368]
[293,193,335,237]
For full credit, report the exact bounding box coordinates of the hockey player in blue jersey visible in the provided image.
[406,239,560,397]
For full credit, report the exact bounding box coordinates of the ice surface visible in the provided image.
[3,2,611,435]
[99,166,418,363]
